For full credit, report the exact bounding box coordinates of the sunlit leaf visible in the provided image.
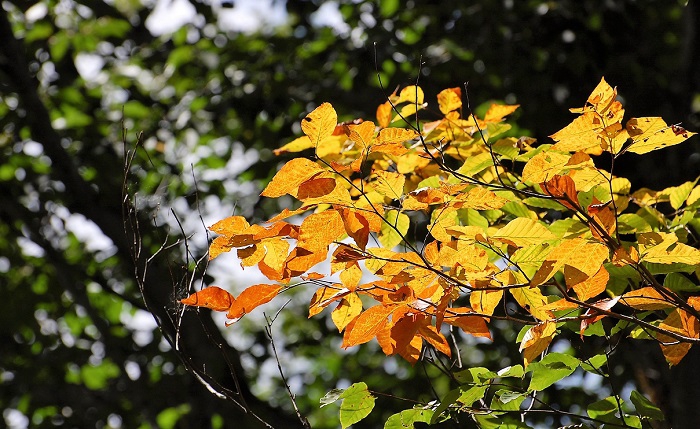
[180,286,234,312]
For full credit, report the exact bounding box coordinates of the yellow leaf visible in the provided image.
[510,286,553,321]
[492,218,556,248]
[530,238,609,286]
[372,170,405,200]
[428,207,459,242]
[376,127,419,145]
[626,117,696,155]
[347,121,375,151]
[550,112,604,152]
[437,87,462,114]
[620,286,675,310]
[470,289,503,317]
[483,104,519,123]
[449,186,508,210]
[260,158,324,198]
[332,293,363,332]
[397,85,424,105]
[571,77,618,114]
[301,102,338,147]
[521,151,570,184]
[273,135,313,155]
[519,321,557,367]
[639,232,700,265]
[309,285,350,317]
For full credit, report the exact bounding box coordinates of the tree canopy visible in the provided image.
[1,1,699,428]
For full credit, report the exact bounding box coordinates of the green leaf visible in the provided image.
[339,382,375,429]
[458,384,488,407]
[454,366,497,383]
[384,409,433,429]
[491,390,526,411]
[497,364,525,378]
[664,272,699,292]
[630,390,665,421]
[580,354,608,374]
[527,352,580,391]
[320,388,344,407]
[80,359,120,390]
[156,404,191,429]
[617,213,652,234]
[378,210,410,249]
[430,388,461,424]
[474,415,533,429]
[587,396,620,423]
[123,100,152,119]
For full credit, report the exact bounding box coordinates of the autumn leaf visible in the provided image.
[343,304,396,348]
[492,218,556,248]
[520,321,557,367]
[530,238,609,287]
[620,286,675,311]
[568,265,609,302]
[437,87,462,114]
[332,293,363,332]
[180,286,235,312]
[483,104,519,123]
[540,175,579,211]
[626,117,696,155]
[657,308,700,365]
[301,102,338,147]
[260,158,325,198]
[226,284,282,322]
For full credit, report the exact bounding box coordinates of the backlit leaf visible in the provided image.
[260,158,324,198]
[626,117,696,155]
[492,218,556,248]
[180,286,234,312]
[378,210,410,249]
[301,102,338,147]
[226,284,282,321]
[437,87,462,114]
[343,304,395,348]
[332,293,363,332]
[620,286,675,311]
[339,382,376,429]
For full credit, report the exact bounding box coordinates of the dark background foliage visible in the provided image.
[1,0,698,428]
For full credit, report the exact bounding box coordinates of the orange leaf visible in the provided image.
[340,209,371,250]
[209,215,250,236]
[297,177,337,200]
[657,308,700,365]
[418,324,451,357]
[443,308,492,339]
[298,210,345,253]
[180,286,235,312]
[226,284,282,321]
[620,286,675,311]
[540,174,579,210]
[342,304,396,348]
[260,158,324,198]
[376,101,393,128]
[568,265,609,302]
